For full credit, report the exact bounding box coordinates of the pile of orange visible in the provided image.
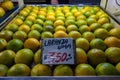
[0,5,120,76]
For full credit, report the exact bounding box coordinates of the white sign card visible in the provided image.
[41,38,75,65]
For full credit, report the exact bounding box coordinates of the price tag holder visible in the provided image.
[41,38,75,65]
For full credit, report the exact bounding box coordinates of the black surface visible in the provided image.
[0,6,19,24]
[0,76,120,80]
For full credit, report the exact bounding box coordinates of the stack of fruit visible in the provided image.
[0,0,14,18]
[0,5,120,76]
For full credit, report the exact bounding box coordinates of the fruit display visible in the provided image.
[0,5,120,77]
[0,0,14,18]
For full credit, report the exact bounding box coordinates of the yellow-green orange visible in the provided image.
[24,38,40,52]
[87,48,106,66]
[0,30,13,41]
[6,39,23,52]
[53,65,73,76]
[0,38,7,52]
[95,63,118,75]
[75,64,96,76]
[7,64,30,76]
[34,49,41,64]
[76,48,87,64]
[90,38,106,50]
[105,47,120,64]
[0,64,8,76]
[31,64,52,76]
[13,30,27,42]
[76,38,89,51]
[0,50,15,67]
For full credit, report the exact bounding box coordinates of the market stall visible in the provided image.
[0,0,120,80]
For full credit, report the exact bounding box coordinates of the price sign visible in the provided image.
[41,38,75,64]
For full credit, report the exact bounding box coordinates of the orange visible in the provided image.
[32,9,38,14]
[31,24,43,33]
[43,25,54,33]
[95,62,118,75]
[89,14,98,20]
[34,49,41,64]
[23,8,30,13]
[89,8,97,14]
[96,11,104,17]
[68,31,81,39]
[104,36,120,48]
[47,12,55,16]
[53,65,73,76]
[26,15,36,22]
[89,23,101,32]
[6,23,18,32]
[65,19,76,26]
[92,6,100,12]
[56,16,65,21]
[46,15,55,22]
[0,7,5,18]
[76,15,86,20]
[65,12,73,17]
[29,12,37,18]
[55,25,66,32]
[34,19,44,26]
[0,50,15,67]
[6,39,23,52]
[19,24,30,34]
[82,31,95,42]
[99,14,109,19]
[63,9,69,13]
[76,20,87,27]
[12,18,23,26]
[0,38,7,52]
[109,28,120,39]
[0,64,8,76]
[76,48,87,64]
[24,38,40,52]
[116,62,120,74]
[75,63,96,76]
[83,11,92,18]
[0,30,13,41]
[76,38,89,51]
[105,47,120,64]
[19,10,29,17]
[87,48,106,66]
[31,64,52,76]
[86,17,97,26]
[94,28,109,40]
[17,15,25,20]
[7,64,30,76]
[13,30,27,42]
[102,23,114,31]
[54,20,64,27]
[28,30,41,40]
[41,31,53,39]
[54,30,68,38]
[98,17,109,25]
[78,25,90,34]
[37,15,46,21]
[24,20,33,27]
[1,0,14,11]
[44,20,53,26]
[66,16,75,21]
[55,12,64,17]
[90,38,106,50]
[67,24,78,32]
[38,10,46,16]
[74,11,82,17]
[15,48,34,65]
